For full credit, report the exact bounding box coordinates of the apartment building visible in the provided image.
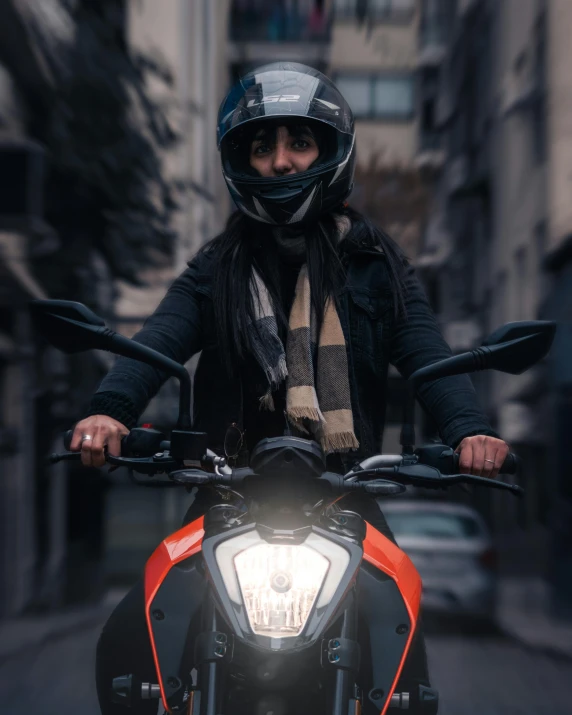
[330,0,419,163]
[418,0,572,612]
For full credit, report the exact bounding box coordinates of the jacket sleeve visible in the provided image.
[388,262,499,448]
[85,256,206,428]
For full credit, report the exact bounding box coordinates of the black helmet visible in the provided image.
[217,62,356,227]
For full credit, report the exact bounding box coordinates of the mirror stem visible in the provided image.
[176,370,193,429]
[105,333,193,429]
[400,382,416,454]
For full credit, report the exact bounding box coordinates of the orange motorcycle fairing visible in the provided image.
[142,516,422,715]
[363,522,423,715]
[144,516,205,712]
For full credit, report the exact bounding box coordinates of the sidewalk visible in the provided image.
[0,589,125,661]
[497,577,572,660]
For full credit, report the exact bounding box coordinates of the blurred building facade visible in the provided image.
[101,0,235,583]
[0,2,113,617]
[417,0,572,614]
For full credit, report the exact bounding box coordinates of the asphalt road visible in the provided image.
[1,621,571,715]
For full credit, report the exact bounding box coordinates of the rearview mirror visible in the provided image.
[409,320,556,388]
[29,299,194,429]
[30,299,107,353]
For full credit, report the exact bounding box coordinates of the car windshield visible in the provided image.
[384,511,482,539]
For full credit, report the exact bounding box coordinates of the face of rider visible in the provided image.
[249,124,320,177]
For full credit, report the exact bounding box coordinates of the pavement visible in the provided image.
[1,579,570,663]
[496,576,572,661]
[0,589,125,662]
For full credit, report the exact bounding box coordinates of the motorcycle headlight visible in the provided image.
[215,531,350,637]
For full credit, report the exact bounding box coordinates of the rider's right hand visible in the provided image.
[70,416,130,468]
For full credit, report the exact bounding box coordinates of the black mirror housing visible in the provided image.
[409,320,556,388]
[29,299,194,429]
[30,299,110,354]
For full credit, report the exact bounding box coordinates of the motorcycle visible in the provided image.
[31,299,555,715]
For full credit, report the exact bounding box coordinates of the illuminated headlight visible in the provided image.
[215,531,350,637]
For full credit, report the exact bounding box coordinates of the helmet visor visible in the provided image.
[217,65,354,148]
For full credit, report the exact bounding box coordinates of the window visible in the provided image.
[334,74,415,119]
[334,0,415,19]
[335,77,371,116]
[384,511,482,539]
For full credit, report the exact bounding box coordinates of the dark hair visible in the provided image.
[198,206,408,375]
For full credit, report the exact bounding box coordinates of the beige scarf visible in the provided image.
[249,216,359,453]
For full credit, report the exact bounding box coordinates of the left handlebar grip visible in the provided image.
[64,427,165,457]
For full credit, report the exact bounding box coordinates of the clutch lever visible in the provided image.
[47,452,81,464]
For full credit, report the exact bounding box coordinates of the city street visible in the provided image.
[1,618,571,715]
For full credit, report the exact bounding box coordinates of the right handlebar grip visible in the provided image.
[452,450,520,475]
[500,452,519,475]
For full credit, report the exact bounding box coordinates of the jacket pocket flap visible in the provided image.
[347,286,389,320]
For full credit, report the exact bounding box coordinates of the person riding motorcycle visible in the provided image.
[71,63,509,714]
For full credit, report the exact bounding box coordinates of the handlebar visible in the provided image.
[52,429,523,497]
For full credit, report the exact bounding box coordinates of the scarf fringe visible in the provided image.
[265,356,288,391]
[320,431,360,453]
[259,389,275,412]
[287,405,325,425]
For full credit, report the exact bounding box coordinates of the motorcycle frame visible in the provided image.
[144,515,422,715]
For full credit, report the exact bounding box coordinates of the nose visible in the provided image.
[272,143,293,175]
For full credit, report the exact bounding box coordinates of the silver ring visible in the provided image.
[81,434,93,443]
[484,458,495,464]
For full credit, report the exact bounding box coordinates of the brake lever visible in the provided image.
[361,464,523,496]
[445,473,524,496]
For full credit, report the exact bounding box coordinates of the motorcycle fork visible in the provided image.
[194,592,226,715]
[330,589,360,715]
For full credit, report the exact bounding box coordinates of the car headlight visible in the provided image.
[215,531,350,637]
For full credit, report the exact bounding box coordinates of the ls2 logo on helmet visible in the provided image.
[247,95,300,107]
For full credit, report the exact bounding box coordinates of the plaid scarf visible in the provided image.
[248,223,359,453]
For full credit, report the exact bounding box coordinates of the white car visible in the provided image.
[380,500,497,623]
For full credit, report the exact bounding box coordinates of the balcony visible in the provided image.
[228,1,332,66]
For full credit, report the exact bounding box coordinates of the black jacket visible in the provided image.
[87,244,497,464]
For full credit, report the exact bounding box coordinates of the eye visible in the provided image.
[252,143,271,155]
[292,137,316,151]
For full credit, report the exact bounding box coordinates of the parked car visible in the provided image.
[380,500,497,623]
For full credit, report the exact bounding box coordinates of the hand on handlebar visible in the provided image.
[455,435,510,480]
[69,416,130,468]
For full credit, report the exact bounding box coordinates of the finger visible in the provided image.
[482,447,499,479]
[90,430,107,468]
[80,434,94,467]
[458,441,474,474]
[493,445,510,479]
[107,429,124,457]
[471,437,486,476]
[70,424,85,452]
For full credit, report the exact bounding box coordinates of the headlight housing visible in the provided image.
[214,530,351,638]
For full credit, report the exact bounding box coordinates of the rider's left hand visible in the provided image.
[455,435,510,479]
